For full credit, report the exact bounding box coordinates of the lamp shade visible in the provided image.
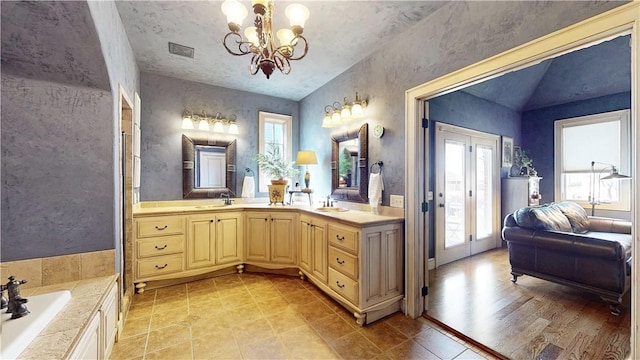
[601,167,631,180]
[295,150,318,165]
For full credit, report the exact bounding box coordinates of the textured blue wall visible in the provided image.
[139,72,300,200]
[521,92,631,202]
[298,1,623,205]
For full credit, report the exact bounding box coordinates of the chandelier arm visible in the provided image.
[249,54,262,75]
[273,54,291,75]
[223,32,253,56]
[287,35,309,61]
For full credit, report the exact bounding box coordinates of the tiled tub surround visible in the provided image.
[0,249,116,289]
[6,275,118,359]
[133,200,404,326]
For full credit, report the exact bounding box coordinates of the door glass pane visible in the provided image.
[445,140,465,248]
[476,145,493,238]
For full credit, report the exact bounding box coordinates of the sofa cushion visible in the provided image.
[553,201,590,234]
[513,203,572,232]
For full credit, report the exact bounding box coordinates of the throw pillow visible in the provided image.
[553,201,590,234]
[513,203,572,232]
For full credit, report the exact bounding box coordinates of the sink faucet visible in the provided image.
[220,193,232,205]
[326,195,333,207]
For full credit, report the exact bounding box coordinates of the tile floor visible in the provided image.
[110,272,494,360]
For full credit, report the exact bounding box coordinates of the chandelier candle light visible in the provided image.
[221,0,310,78]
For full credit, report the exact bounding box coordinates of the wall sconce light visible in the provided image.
[181,110,240,135]
[321,92,368,128]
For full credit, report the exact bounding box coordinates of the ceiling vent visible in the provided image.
[168,42,194,58]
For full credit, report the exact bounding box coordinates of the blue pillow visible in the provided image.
[513,203,572,232]
[553,201,590,234]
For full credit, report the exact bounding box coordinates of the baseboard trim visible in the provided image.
[422,313,509,360]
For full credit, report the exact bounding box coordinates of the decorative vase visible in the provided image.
[268,184,286,205]
[510,164,521,177]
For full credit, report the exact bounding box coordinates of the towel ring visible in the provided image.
[370,161,383,174]
[245,168,255,176]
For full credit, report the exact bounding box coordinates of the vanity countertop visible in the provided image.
[133,200,404,226]
[15,275,118,360]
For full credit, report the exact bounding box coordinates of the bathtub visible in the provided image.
[1,290,72,360]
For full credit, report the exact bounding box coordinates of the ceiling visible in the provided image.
[461,35,631,111]
[115,1,447,101]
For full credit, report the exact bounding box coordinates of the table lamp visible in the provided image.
[295,150,318,189]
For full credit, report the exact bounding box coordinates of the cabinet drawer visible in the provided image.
[137,254,183,278]
[137,217,185,238]
[137,236,184,258]
[328,225,358,254]
[329,268,358,305]
[329,246,358,280]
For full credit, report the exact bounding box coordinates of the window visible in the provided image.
[258,111,293,192]
[554,109,630,212]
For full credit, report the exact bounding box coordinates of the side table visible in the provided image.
[289,189,313,205]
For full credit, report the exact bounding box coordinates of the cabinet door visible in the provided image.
[299,218,312,273]
[216,213,242,264]
[101,283,118,359]
[270,214,296,265]
[311,222,328,283]
[70,311,101,359]
[187,215,216,269]
[245,213,270,262]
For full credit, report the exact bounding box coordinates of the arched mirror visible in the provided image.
[182,135,236,198]
[331,123,368,202]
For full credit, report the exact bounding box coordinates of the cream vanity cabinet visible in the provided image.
[299,214,328,283]
[133,212,243,293]
[322,221,404,326]
[69,281,118,359]
[186,212,243,269]
[245,211,298,267]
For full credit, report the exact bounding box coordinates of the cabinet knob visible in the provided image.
[210,220,214,223]
[217,219,221,222]
[155,225,168,230]
[155,264,168,270]
[336,258,345,265]
[155,245,167,250]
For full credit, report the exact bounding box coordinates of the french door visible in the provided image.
[434,123,500,267]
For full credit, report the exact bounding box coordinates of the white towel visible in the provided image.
[241,176,255,198]
[368,172,384,209]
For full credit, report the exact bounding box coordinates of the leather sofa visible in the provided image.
[502,201,632,315]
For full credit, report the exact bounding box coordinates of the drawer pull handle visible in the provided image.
[155,225,168,230]
[336,258,345,265]
[336,281,345,289]
[155,245,167,250]
[336,235,345,241]
[155,264,168,270]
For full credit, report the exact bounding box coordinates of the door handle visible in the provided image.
[439,203,445,208]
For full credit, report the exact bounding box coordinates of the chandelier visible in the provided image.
[221,0,310,79]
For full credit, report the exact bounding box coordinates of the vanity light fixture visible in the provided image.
[321,93,368,128]
[221,0,310,79]
[182,110,240,135]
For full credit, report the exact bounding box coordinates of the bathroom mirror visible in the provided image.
[182,134,236,198]
[331,123,368,202]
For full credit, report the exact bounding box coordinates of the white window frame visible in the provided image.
[258,111,293,193]
[554,109,631,212]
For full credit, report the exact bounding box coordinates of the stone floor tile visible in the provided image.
[145,323,191,354]
[332,331,383,359]
[385,339,440,359]
[144,340,192,360]
[414,326,468,360]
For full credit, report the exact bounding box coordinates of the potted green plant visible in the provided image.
[253,143,300,185]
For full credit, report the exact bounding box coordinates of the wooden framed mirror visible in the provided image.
[331,123,368,202]
[182,135,236,198]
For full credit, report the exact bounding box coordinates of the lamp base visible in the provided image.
[304,170,310,189]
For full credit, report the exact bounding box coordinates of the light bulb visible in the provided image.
[331,111,341,125]
[228,123,239,135]
[285,4,309,33]
[276,28,296,47]
[213,121,224,133]
[322,113,332,128]
[340,105,352,122]
[221,0,248,28]
[182,115,194,129]
[244,26,259,47]
[198,119,209,131]
[351,103,364,118]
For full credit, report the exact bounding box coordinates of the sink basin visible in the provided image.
[1,290,72,360]
[316,207,349,212]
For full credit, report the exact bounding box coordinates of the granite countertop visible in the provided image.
[16,275,118,360]
[133,200,404,226]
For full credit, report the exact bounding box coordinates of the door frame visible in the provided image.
[404,2,639,355]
